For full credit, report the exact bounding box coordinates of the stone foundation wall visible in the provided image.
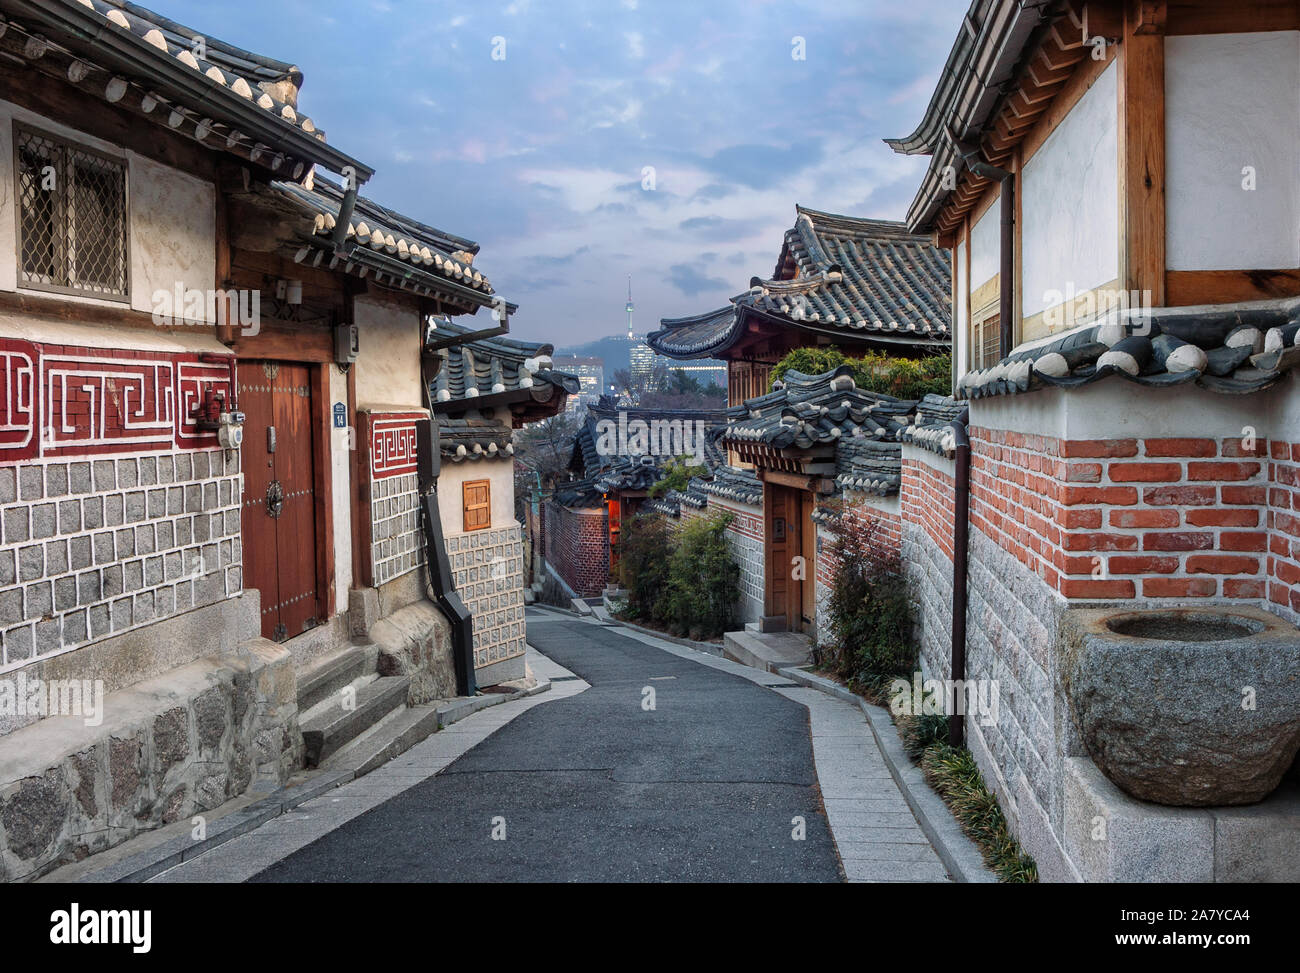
[0,636,298,882]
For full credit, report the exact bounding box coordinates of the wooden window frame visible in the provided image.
[13,122,130,303]
[463,478,491,532]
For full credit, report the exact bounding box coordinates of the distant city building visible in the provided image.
[553,355,605,412]
[629,342,656,381]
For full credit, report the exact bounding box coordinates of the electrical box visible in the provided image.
[334,323,359,364]
[217,410,245,450]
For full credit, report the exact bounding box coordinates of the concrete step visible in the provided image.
[570,597,594,616]
[301,675,410,768]
[723,630,812,674]
[296,644,378,712]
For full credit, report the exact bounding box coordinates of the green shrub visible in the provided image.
[616,510,740,640]
[921,744,1039,883]
[649,456,707,498]
[813,502,916,697]
[657,511,740,639]
[615,513,673,621]
[770,346,952,400]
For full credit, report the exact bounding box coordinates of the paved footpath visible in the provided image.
[151,609,947,882]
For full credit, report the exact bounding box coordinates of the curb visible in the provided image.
[777,665,997,884]
[66,679,552,883]
[605,617,726,657]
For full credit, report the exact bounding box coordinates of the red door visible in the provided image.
[239,361,320,642]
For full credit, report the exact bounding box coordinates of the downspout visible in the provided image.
[948,406,971,748]
[415,415,477,697]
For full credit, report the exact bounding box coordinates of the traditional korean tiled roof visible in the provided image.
[647,306,742,359]
[701,465,763,506]
[721,365,915,449]
[438,416,514,462]
[0,0,370,181]
[835,438,903,497]
[568,402,728,479]
[428,320,580,417]
[553,475,604,509]
[959,298,1300,400]
[648,207,951,359]
[901,394,965,458]
[594,456,662,494]
[272,176,495,295]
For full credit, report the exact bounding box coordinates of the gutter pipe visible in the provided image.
[948,406,971,747]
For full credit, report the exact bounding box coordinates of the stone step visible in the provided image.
[570,597,594,616]
[723,630,812,674]
[296,644,378,712]
[301,675,410,768]
[321,702,441,777]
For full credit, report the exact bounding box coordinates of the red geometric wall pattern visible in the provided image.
[370,412,423,479]
[0,337,233,462]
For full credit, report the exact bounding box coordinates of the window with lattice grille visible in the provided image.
[463,479,491,532]
[971,310,1002,371]
[16,126,128,299]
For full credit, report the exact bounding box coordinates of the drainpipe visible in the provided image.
[332,182,361,252]
[415,416,477,697]
[948,406,970,748]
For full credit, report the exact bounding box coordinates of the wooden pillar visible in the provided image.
[1118,0,1167,307]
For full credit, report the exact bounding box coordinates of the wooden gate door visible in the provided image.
[238,360,320,642]
[765,483,802,631]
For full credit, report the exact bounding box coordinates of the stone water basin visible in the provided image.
[1063,605,1300,806]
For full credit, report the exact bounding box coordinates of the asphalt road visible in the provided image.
[249,615,842,882]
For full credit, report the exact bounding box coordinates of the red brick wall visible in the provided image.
[902,456,956,564]
[1269,439,1300,620]
[970,429,1276,603]
[543,501,608,597]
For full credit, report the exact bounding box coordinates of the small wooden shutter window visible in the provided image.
[463,479,491,532]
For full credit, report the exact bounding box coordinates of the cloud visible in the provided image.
[668,263,729,297]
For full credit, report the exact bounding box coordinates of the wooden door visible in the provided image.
[765,483,801,631]
[238,360,320,642]
[799,491,816,633]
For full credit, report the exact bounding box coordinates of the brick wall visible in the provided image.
[901,447,958,681]
[1269,438,1300,623]
[814,494,902,644]
[543,500,608,597]
[970,429,1274,603]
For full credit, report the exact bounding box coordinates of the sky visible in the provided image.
[164,0,967,348]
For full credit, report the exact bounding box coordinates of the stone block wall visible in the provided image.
[709,496,764,625]
[447,523,526,682]
[901,446,957,681]
[543,501,609,597]
[363,411,424,587]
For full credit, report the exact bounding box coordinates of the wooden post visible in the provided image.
[1119,0,1166,308]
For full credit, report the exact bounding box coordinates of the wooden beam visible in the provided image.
[1166,268,1300,306]
[1118,0,1167,307]
[1166,0,1300,35]
[312,363,336,620]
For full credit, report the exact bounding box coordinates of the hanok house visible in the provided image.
[542,399,726,600]
[881,0,1300,882]
[645,206,951,637]
[0,0,574,880]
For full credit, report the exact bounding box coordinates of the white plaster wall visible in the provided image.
[969,203,1000,296]
[971,378,1293,443]
[128,153,215,316]
[1165,31,1300,271]
[437,458,516,540]
[355,293,422,409]
[954,238,969,376]
[329,367,353,610]
[1021,59,1119,319]
[0,98,214,310]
